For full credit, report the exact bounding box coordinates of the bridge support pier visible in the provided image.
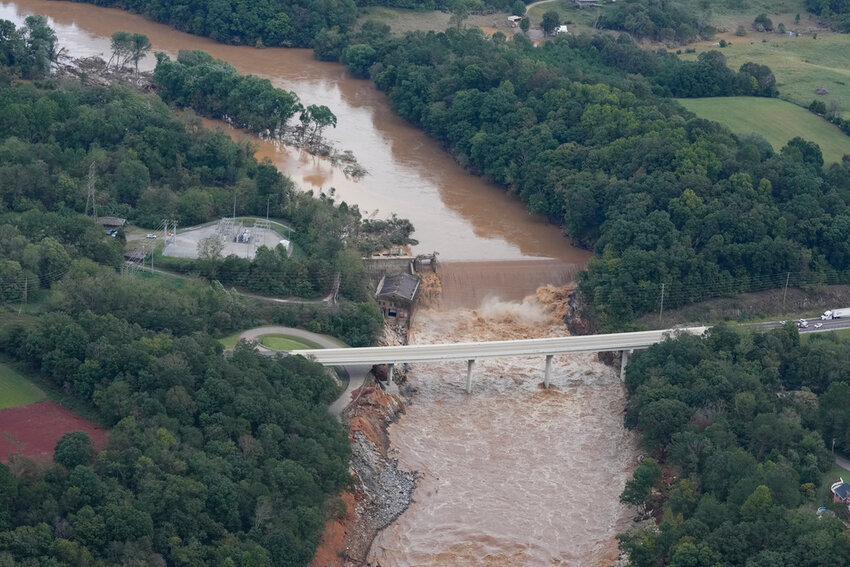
[466,359,475,393]
[387,363,394,385]
[619,349,633,381]
[543,354,553,388]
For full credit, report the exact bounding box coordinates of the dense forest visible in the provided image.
[72,0,359,48]
[619,324,850,565]
[152,49,339,143]
[323,27,841,327]
[806,0,850,31]
[0,17,391,566]
[0,19,405,309]
[599,0,715,44]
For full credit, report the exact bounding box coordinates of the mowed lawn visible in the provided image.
[681,32,850,120]
[0,362,45,410]
[678,97,850,165]
[259,334,322,351]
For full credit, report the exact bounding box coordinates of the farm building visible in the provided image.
[375,272,420,325]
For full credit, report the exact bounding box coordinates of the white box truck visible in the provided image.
[821,308,850,320]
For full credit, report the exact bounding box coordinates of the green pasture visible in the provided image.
[678,96,849,164]
[259,334,323,350]
[0,362,45,410]
[681,32,850,119]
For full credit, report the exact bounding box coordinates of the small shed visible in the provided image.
[124,248,146,263]
[97,217,127,228]
[555,24,569,35]
[376,272,420,325]
[508,15,522,27]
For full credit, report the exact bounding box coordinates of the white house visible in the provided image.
[555,24,569,35]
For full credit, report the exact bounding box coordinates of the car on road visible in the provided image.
[145,233,157,239]
[814,322,823,329]
[797,319,809,328]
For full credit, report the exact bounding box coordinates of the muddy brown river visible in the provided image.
[0,0,591,264]
[1,2,636,563]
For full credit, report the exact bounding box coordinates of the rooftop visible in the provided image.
[376,273,420,302]
[97,216,127,227]
[831,478,850,500]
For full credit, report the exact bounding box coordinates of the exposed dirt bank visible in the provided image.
[311,324,417,567]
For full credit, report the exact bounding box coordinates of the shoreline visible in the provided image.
[311,325,419,566]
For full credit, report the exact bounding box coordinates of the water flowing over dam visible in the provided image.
[0,0,637,561]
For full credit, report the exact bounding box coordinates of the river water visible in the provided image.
[0,0,591,264]
[1,2,636,563]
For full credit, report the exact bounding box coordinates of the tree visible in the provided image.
[541,10,560,35]
[341,44,376,78]
[54,431,95,469]
[620,457,662,513]
[520,17,530,33]
[450,0,482,29]
[753,13,773,31]
[511,0,526,16]
[197,236,224,279]
[129,33,152,72]
[299,104,337,142]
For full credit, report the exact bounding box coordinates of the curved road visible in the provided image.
[238,326,371,419]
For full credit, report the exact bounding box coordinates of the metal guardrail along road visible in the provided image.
[290,326,709,366]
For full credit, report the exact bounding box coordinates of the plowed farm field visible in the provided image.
[0,401,107,463]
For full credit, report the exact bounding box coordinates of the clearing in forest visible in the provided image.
[0,401,107,463]
[0,362,45,410]
[678,96,849,165]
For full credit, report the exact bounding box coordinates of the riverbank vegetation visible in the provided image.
[0,20,389,564]
[619,324,850,564]
[321,27,850,327]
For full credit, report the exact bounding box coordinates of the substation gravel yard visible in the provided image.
[161,223,288,260]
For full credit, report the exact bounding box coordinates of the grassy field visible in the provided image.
[681,31,850,119]
[259,334,323,350]
[678,96,849,164]
[357,7,515,35]
[0,362,45,410]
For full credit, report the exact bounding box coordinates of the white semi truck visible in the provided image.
[821,308,850,320]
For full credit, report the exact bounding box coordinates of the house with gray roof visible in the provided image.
[831,478,850,508]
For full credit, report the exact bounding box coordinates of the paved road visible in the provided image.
[759,316,850,334]
[291,326,709,366]
[238,326,370,419]
[133,264,335,305]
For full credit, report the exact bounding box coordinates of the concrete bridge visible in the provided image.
[291,326,709,392]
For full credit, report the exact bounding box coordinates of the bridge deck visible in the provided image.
[290,327,708,366]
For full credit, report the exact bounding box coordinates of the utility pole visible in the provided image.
[85,162,98,221]
[18,276,26,315]
[659,283,665,323]
[782,272,790,311]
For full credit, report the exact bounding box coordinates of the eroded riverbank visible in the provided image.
[366,286,638,565]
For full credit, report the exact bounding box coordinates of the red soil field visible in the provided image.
[0,401,107,464]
